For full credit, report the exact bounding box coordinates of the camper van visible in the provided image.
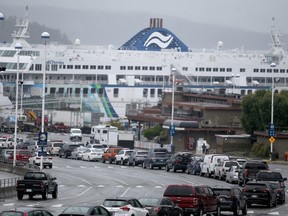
[200,154,229,178]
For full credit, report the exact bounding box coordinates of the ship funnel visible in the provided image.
[150,18,163,28]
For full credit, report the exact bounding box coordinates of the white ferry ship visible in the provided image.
[0,10,287,119]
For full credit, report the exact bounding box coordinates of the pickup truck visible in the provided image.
[49,122,70,133]
[16,171,58,200]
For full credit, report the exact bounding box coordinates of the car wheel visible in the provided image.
[143,162,146,169]
[52,186,58,199]
[283,196,286,203]
[213,206,221,216]
[273,197,277,207]
[49,165,52,169]
[42,188,48,200]
[102,158,105,163]
[197,207,204,216]
[233,204,240,216]
[149,162,153,169]
[267,197,273,208]
[133,160,136,166]
[17,192,23,200]
[165,165,170,172]
[109,158,113,164]
[88,156,91,162]
[242,203,247,215]
[192,169,196,175]
[29,194,33,199]
[121,159,124,165]
[172,165,177,172]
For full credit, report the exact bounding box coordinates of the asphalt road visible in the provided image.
[0,132,288,215]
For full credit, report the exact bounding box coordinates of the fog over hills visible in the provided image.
[1,5,288,51]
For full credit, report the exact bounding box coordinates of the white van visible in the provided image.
[200,154,229,177]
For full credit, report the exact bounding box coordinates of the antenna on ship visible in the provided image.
[11,6,31,48]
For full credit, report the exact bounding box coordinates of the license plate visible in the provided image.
[26,189,32,192]
[252,195,257,198]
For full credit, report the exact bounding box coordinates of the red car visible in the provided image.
[9,150,32,164]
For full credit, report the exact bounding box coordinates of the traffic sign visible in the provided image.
[169,125,175,136]
[269,136,275,143]
[268,124,275,137]
[38,132,48,145]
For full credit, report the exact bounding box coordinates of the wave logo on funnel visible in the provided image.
[144,32,173,49]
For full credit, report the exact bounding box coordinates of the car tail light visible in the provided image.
[36,157,41,160]
[244,169,248,177]
[279,182,284,187]
[23,212,27,216]
[16,180,20,187]
[40,181,45,188]
[192,197,198,205]
[152,207,161,212]
[120,206,130,211]
[242,188,247,192]
[48,157,52,160]
[261,189,268,193]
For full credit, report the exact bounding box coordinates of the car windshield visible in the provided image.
[103,200,128,207]
[63,206,90,214]
[68,145,80,149]
[53,143,64,147]
[138,198,159,205]
[25,172,47,180]
[225,161,239,167]
[155,153,167,157]
[213,189,231,195]
[71,129,81,133]
[246,163,267,169]
[245,184,267,189]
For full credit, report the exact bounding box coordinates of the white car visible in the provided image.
[28,151,53,168]
[102,198,149,216]
[226,165,240,184]
[115,149,134,165]
[82,148,103,161]
[70,128,82,141]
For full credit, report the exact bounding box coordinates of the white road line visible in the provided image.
[3,203,14,206]
[51,204,63,207]
[120,186,131,197]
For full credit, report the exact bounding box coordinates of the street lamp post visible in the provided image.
[170,67,176,153]
[40,32,50,170]
[13,42,22,167]
[270,62,276,160]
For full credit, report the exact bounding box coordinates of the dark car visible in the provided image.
[59,143,83,158]
[163,184,220,216]
[0,208,54,216]
[269,181,286,204]
[212,186,247,216]
[138,197,183,216]
[165,152,193,173]
[143,152,169,170]
[186,156,203,175]
[242,181,277,208]
[256,170,287,184]
[59,204,111,216]
[238,160,269,186]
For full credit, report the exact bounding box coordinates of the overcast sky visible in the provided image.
[1,0,288,49]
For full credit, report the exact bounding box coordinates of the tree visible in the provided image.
[241,90,288,134]
[143,125,163,141]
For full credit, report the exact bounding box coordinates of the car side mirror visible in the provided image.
[283,177,287,181]
[52,177,57,180]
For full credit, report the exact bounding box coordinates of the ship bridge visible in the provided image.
[119,18,190,52]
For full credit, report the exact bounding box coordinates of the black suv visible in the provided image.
[59,143,83,158]
[256,170,287,204]
[163,184,220,216]
[238,160,268,186]
[242,181,277,208]
[212,186,247,216]
[165,152,193,173]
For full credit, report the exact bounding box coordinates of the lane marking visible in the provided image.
[120,186,131,197]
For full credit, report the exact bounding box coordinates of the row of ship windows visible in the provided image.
[46,87,162,98]
[195,67,288,73]
[29,64,164,71]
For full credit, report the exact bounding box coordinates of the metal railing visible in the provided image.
[0,176,23,188]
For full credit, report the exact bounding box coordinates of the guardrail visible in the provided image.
[0,176,23,188]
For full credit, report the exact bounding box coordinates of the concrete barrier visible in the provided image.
[4,186,16,198]
[0,187,5,199]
